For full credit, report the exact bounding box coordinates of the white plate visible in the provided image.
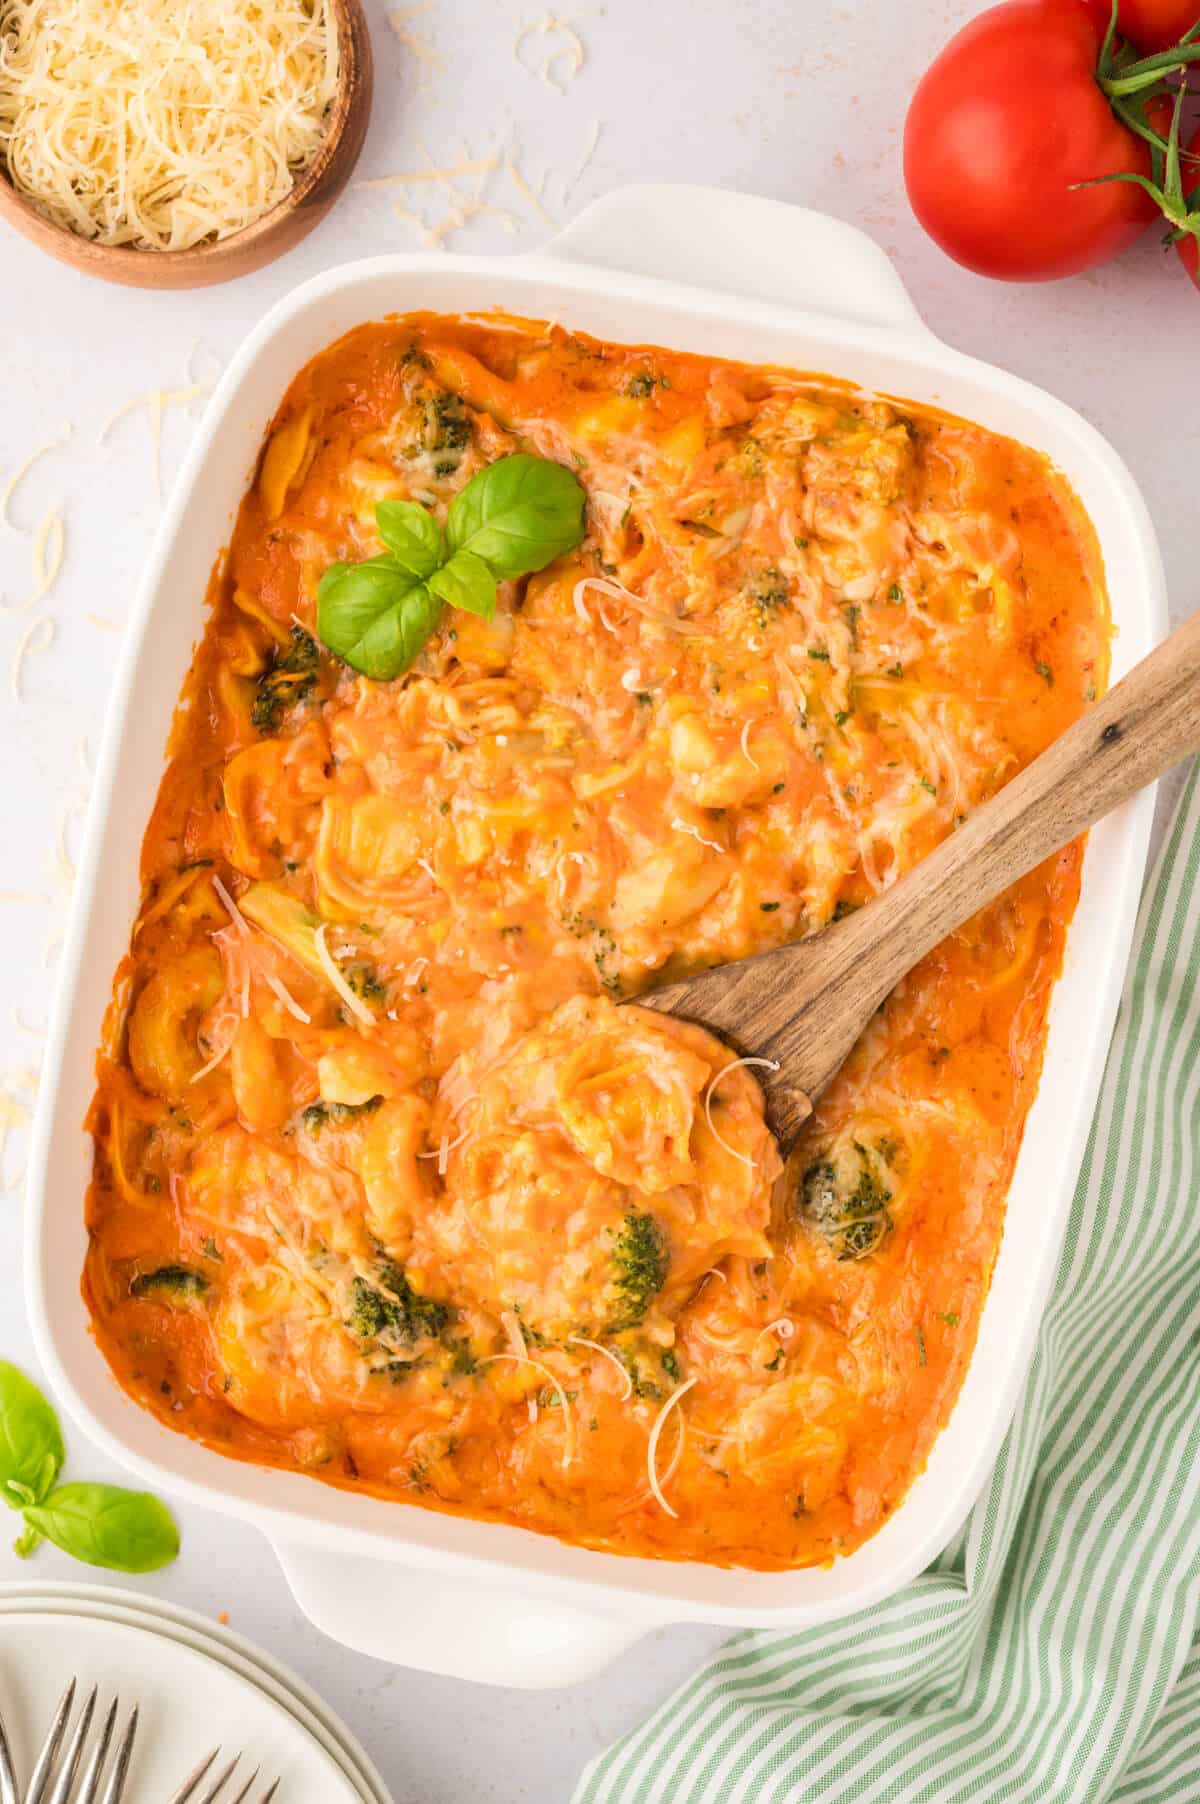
[0,1606,367,1802]
[0,1583,391,1804]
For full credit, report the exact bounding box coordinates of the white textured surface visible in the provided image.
[0,2,1193,1799]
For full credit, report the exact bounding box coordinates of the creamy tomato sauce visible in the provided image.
[85,313,1108,1569]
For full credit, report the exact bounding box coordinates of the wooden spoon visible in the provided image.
[642,609,1200,1152]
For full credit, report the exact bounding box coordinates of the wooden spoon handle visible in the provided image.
[839,608,1200,1010]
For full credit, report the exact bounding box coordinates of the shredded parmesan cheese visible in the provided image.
[29,501,63,608]
[702,1056,780,1170]
[566,1336,634,1401]
[100,385,209,502]
[0,426,70,531]
[385,3,445,74]
[671,818,725,855]
[213,872,311,1024]
[646,1376,696,1517]
[313,923,374,1027]
[565,118,602,198]
[574,575,712,638]
[740,719,761,771]
[0,1064,38,1193]
[505,147,554,226]
[483,1354,576,1467]
[514,15,585,94]
[0,0,339,251]
[10,616,53,703]
[500,1309,537,1423]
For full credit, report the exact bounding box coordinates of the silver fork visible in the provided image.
[167,1752,279,1804]
[0,1694,19,1804]
[27,1681,138,1804]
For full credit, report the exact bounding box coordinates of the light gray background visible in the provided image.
[0,2,1193,1799]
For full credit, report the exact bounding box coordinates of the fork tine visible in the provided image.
[96,1705,138,1804]
[256,1783,280,1804]
[197,1754,241,1804]
[0,1700,19,1804]
[44,1685,96,1804]
[74,1697,117,1804]
[46,1687,97,1804]
[26,1679,76,1804]
[166,1750,220,1804]
[228,1769,258,1804]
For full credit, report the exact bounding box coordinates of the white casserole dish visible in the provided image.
[26,185,1165,1688]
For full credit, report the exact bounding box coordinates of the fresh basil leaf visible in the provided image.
[0,1362,65,1513]
[446,454,585,579]
[21,1483,180,1573]
[375,500,445,578]
[317,563,443,681]
[427,550,497,620]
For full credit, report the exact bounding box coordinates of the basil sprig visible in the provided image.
[317,453,586,680]
[0,1360,179,1573]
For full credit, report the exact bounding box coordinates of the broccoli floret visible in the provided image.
[608,1212,668,1332]
[131,1265,209,1300]
[344,964,387,1005]
[799,1140,893,1261]
[250,626,319,733]
[422,392,471,475]
[346,1261,450,1347]
[748,566,788,630]
[301,1095,383,1134]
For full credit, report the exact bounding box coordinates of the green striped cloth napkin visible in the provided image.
[576,762,1200,1804]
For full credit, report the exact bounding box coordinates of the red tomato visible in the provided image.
[1081,0,1200,52]
[905,1,1160,280]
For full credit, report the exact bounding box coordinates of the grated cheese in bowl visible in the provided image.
[0,0,340,251]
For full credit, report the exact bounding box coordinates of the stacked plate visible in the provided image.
[0,1582,391,1802]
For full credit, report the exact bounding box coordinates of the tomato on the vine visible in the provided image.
[1082,0,1200,54]
[904,3,1162,280]
[1174,125,1200,288]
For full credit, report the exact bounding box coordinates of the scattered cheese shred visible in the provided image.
[505,148,555,226]
[500,1309,538,1423]
[213,871,312,1025]
[386,4,446,73]
[740,719,761,772]
[356,157,499,190]
[565,118,602,198]
[100,384,209,502]
[314,923,374,1027]
[702,1057,780,1171]
[646,1376,697,1517]
[575,575,711,639]
[484,1353,576,1467]
[356,142,521,250]
[30,501,63,606]
[671,818,725,855]
[0,426,70,532]
[514,15,586,94]
[10,616,54,704]
[190,1019,239,1084]
[0,0,339,251]
[0,1064,39,1194]
[566,1336,633,1401]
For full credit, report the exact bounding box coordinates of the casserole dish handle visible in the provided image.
[542,182,929,336]
[274,1541,652,1687]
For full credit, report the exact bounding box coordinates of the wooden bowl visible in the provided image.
[0,0,373,289]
